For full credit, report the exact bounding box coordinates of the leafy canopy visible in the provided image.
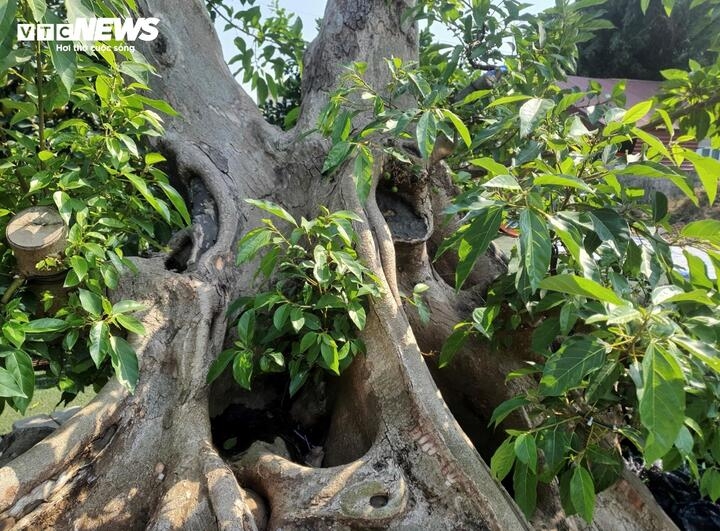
[310,0,720,522]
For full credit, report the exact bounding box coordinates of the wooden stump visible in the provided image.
[5,207,67,278]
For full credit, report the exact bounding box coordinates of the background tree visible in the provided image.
[0,0,719,529]
[577,0,720,79]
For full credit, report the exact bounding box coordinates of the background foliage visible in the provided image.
[576,0,720,80]
[0,0,187,411]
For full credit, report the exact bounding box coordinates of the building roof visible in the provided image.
[558,76,662,127]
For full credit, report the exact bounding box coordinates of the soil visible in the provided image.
[668,188,720,226]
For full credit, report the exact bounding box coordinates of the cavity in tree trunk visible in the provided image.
[0,1,678,529]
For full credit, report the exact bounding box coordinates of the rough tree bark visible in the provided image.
[0,1,678,530]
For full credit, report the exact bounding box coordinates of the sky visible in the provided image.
[214,0,557,82]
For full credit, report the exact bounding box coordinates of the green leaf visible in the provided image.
[78,289,102,317]
[534,175,592,192]
[136,95,177,115]
[657,288,715,306]
[49,43,77,97]
[486,94,532,109]
[37,150,54,162]
[490,396,529,427]
[548,216,582,263]
[639,344,685,463]
[315,293,346,309]
[513,462,537,519]
[468,157,509,176]
[290,307,305,332]
[236,227,273,265]
[682,151,720,205]
[273,304,291,330]
[70,255,88,281]
[540,336,607,396]
[570,467,595,523]
[641,0,650,13]
[622,100,653,124]
[236,310,256,343]
[588,208,630,258]
[483,174,521,189]
[2,322,25,349]
[320,337,339,374]
[633,127,671,160]
[439,326,469,368]
[145,153,166,166]
[586,447,623,492]
[322,141,354,174]
[585,362,624,403]
[112,300,146,315]
[89,321,110,367]
[313,245,331,285]
[116,314,146,336]
[27,0,46,21]
[514,433,538,473]
[416,110,437,160]
[158,182,191,226]
[125,173,171,223]
[0,0,17,42]
[652,191,668,223]
[531,316,560,354]
[539,275,623,305]
[52,191,72,224]
[353,145,374,204]
[491,437,516,481]
[109,336,139,393]
[6,350,33,413]
[472,305,499,339]
[207,348,237,384]
[260,351,284,373]
[347,301,366,330]
[519,209,551,291]
[245,199,297,226]
[519,98,554,137]
[701,469,720,502]
[455,206,503,290]
[232,350,254,390]
[682,220,720,246]
[616,163,698,206]
[672,337,720,373]
[0,367,25,398]
[538,427,569,479]
[24,318,68,334]
[606,304,642,325]
[100,265,119,289]
[289,367,309,396]
[442,109,471,147]
[299,332,318,353]
[64,0,93,22]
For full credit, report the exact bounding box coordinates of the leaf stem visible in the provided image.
[36,41,46,153]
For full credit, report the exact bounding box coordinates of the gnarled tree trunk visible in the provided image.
[0,1,677,529]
